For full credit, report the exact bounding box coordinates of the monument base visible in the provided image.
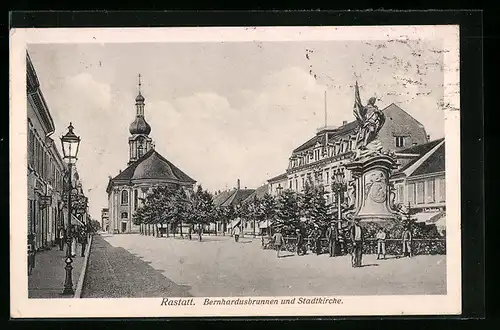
[346,152,398,224]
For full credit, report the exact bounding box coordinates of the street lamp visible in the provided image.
[331,167,346,229]
[60,122,81,295]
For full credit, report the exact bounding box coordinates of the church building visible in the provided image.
[106,76,196,234]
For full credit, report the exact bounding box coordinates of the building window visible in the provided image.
[426,179,435,203]
[397,184,404,203]
[438,177,446,202]
[395,136,406,148]
[314,149,320,161]
[416,181,425,204]
[301,177,305,190]
[325,171,330,185]
[121,190,129,205]
[134,189,138,210]
[121,212,128,219]
[408,183,415,205]
[295,179,298,191]
[289,180,292,189]
[28,128,35,168]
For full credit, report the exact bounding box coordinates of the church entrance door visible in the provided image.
[121,222,127,233]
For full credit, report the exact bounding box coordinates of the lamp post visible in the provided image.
[331,167,346,228]
[60,122,81,295]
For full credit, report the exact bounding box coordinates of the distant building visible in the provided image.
[106,77,196,234]
[212,179,255,235]
[267,103,429,213]
[391,138,446,234]
[101,208,109,232]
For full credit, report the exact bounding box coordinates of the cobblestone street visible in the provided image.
[82,233,446,298]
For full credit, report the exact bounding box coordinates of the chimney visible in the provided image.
[237,179,240,190]
[342,120,347,126]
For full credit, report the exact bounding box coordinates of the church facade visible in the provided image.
[106,78,196,234]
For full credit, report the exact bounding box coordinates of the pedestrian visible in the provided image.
[272,229,284,258]
[79,227,88,257]
[326,222,338,257]
[58,226,66,251]
[295,228,306,256]
[232,225,241,243]
[350,220,364,267]
[309,225,322,255]
[376,228,387,260]
[402,226,413,258]
[70,226,77,257]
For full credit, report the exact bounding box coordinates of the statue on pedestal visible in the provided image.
[346,81,398,224]
[353,81,386,159]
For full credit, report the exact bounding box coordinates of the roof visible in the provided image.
[213,188,256,207]
[242,184,270,204]
[394,138,445,175]
[293,120,358,153]
[107,149,196,191]
[411,143,445,177]
[268,172,288,182]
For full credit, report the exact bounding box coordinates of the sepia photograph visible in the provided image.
[10,25,461,317]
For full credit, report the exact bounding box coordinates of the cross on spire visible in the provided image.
[138,73,142,93]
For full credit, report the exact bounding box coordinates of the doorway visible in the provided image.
[121,222,127,233]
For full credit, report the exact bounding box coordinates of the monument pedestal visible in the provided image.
[345,153,398,224]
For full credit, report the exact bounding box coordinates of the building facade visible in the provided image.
[391,138,446,234]
[267,103,429,211]
[27,52,68,251]
[106,78,196,234]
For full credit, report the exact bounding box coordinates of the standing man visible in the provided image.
[58,226,66,251]
[402,226,413,258]
[310,225,322,255]
[79,227,88,257]
[272,229,284,258]
[376,227,387,260]
[326,222,338,257]
[350,220,364,267]
[295,228,306,256]
[232,224,241,243]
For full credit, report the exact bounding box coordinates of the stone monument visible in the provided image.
[345,81,398,223]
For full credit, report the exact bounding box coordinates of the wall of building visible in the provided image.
[377,105,429,151]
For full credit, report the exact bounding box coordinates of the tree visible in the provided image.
[260,193,276,237]
[273,189,301,236]
[188,185,215,241]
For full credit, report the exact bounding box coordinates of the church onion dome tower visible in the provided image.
[129,77,151,135]
[128,74,154,165]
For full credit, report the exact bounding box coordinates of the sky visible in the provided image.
[28,38,446,221]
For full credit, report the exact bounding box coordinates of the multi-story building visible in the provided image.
[267,103,429,211]
[106,77,196,234]
[101,208,109,232]
[391,138,446,235]
[27,52,68,251]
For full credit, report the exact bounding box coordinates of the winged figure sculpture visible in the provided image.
[353,81,386,151]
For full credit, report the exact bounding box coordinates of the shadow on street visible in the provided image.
[81,235,192,298]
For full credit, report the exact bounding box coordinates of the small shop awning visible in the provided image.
[414,211,440,224]
[231,218,241,228]
[259,220,271,229]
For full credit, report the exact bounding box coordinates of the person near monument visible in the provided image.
[272,229,284,258]
[295,228,306,256]
[326,222,338,257]
[310,225,322,255]
[350,221,364,267]
[232,224,241,243]
[376,228,387,260]
[402,226,413,257]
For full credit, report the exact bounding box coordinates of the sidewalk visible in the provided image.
[28,243,85,298]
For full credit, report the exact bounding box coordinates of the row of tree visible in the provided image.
[132,181,337,239]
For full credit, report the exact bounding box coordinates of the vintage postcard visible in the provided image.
[10,25,460,318]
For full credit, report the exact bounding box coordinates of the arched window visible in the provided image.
[121,190,129,205]
[121,212,128,219]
